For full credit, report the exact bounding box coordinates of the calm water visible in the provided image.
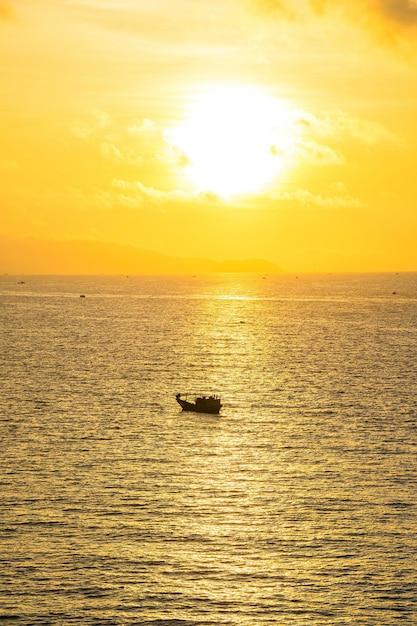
[1,273,416,625]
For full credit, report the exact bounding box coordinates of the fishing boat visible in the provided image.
[176,393,222,415]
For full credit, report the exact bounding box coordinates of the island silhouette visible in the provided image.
[1,236,282,275]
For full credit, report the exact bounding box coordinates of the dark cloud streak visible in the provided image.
[254,0,417,28]
[376,0,417,25]
[252,0,417,56]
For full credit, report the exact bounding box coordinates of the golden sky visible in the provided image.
[1,0,417,272]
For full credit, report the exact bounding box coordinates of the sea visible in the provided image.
[1,272,416,625]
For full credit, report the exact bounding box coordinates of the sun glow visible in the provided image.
[168,85,295,197]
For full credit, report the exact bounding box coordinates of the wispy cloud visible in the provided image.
[71,109,112,140]
[72,111,187,167]
[111,179,224,207]
[273,108,400,168]
[291,141,345,165]
[293,109,401,145]
[270,182,366,209]
[64,0,246,54]
[50,179,224,215]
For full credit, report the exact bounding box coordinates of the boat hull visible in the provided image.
[176,396,221,415]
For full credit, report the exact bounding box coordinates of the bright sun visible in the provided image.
[167,85,295,197]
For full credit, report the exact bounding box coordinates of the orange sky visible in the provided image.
[1,0,417,273]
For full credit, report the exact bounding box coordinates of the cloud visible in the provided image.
[362,0,417,26]
[128,118,189,166]
[292,141,345,165]
[48,179,224,216]
[293,109,401,145]
[271,108,400,169]
[253,0,417,46]
[64,0,248,56]
[71,109,112,140]
[111,179,225,206]
[72,112,187,167]
[100,142,124,161]
[257,0,417,25]
[268,107,398,172]
[270,182,366,209]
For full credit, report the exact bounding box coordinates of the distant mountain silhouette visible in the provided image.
[0,236,282,274]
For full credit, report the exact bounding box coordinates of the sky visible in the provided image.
[1,0,417,273]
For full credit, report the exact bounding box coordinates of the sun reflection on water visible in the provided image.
[1,273,416,624]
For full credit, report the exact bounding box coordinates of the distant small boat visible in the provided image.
[176,393,222,415]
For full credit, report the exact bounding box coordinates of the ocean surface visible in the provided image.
[1,272,416,625]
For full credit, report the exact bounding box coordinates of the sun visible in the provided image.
[167,85,295,197]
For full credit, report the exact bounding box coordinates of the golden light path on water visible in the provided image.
[0,273,416,624]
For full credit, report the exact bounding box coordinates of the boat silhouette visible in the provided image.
[176,393,222,415]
